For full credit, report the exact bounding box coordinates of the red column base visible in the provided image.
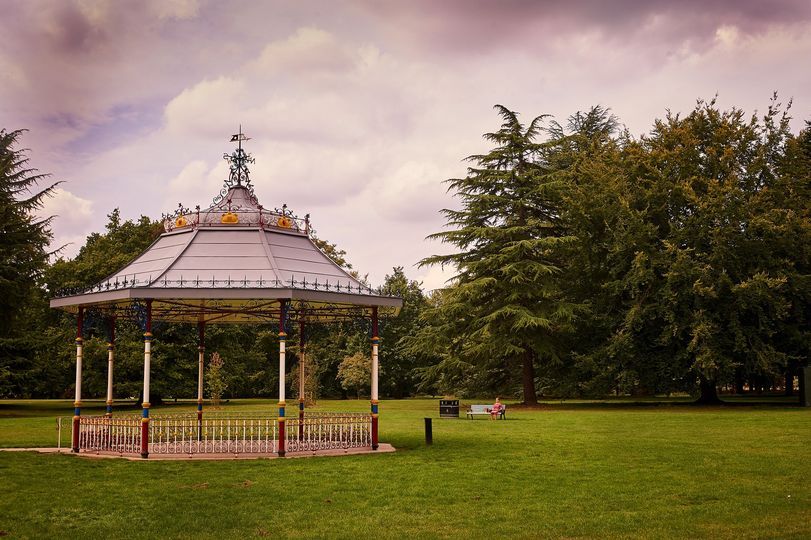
[278,420,286,457]
[372,415,379,450]
[72,416,80,453]
[140,419,149,459]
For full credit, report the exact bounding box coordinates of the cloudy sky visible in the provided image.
[3,0,810,290]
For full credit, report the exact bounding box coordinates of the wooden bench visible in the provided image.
[466,404,506,419]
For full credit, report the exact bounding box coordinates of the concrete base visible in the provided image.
[2,444,396,461]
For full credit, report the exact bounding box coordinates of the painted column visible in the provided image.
[72,307,84,453]
[278,300,288,457]
[197,321,205,441]
[197,322,205,418]
[105,317,115,417]
[298,320,305,439]
[141,300,153,459]
[371,306,379,450]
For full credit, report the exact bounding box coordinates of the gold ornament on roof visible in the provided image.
[277,216,293,228]
[221,212,239,224]
[175,216,189,228]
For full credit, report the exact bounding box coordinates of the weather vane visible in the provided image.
[224,125,254,187]
[213,125,258,205]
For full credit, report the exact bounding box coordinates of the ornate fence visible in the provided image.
[73,411,370,456]
[151,415,278,454]
[78,415,142,454]
[286,412,372,452]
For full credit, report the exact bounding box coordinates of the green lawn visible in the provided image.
[0,398,809,539]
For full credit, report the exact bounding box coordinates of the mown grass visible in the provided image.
[0,398,809,539]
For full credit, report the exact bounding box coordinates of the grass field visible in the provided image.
[0,398,809,539]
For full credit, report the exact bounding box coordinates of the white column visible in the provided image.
[371,340,379,401]
[299,345,305,401]
[197,321,205,418]
[75,339,83,407]
[279,337,286,403]
[105,343,114,415]
[143,336,151,406]
[197,347,204,403]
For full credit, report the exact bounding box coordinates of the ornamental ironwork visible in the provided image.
[214,126,257,205]
[54,276,381,298]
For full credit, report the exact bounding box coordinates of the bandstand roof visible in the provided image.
[50,133,402,324]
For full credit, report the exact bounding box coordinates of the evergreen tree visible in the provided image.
[0,129,58,397]
[420,105,579,404]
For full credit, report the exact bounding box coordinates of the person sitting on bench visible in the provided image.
[489,397,503,420]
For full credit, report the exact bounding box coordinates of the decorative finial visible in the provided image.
[225,126,254,187]
[214,126,258,205]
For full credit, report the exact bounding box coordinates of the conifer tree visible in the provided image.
[0,129,58,396]
[420,105,578,404]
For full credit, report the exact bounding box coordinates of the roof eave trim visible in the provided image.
[50,287,403,308]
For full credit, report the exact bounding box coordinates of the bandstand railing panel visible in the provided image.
[149,415,278,454]
[75,412,372,456]
[286,414,372,452]
[77,416,141,454]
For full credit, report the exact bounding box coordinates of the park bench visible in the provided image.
[466,404,506,419]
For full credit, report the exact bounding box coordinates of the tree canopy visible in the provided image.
[0,129,58,396]
[2,96,809,403]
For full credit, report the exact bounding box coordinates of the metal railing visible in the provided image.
[71,411,371,456]
[285,414,372,452]
[77,415,141,454]
[150,416,277,454]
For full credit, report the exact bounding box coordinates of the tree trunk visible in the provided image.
[784,366,794,397]
[522,350,538,406]
[695,376,722,405]
[734,368,745,395]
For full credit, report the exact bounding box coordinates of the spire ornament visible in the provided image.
[213,126,258,205]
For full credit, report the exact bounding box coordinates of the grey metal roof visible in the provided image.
[50,184,402,322]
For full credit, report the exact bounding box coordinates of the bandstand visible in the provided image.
[49,131,402,459]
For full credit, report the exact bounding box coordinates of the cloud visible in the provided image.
[164,77,248,138]
[354,0,811,55]
[36,187,94,258]
[39,187,93,229]
[249,27,355,76]
[166,159,226,205]
[4,1,811,285]
[414,262,457,293]
[149,0,201,20]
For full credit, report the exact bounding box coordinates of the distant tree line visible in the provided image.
[1,95,809,404]
[412,97,810,404]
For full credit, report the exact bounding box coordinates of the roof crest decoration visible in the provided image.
[214,125,258,206]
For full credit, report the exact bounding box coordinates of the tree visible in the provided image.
[46,209,163,292]
[337,352,370,399]
[378,267,431,398]
[0,129,58,397]
[206,352,227,407]
[419,105,579,405]
[596,97,809,403]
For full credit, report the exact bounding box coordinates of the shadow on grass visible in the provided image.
[510,395,805,411]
